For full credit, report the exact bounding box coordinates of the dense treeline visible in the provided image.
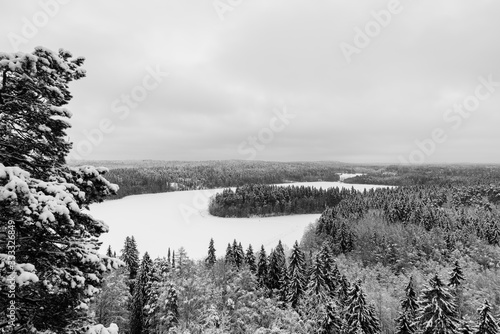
[100,161,348,199]
[95,230,500,334]
[343,164,500,186]
[209,184,364,217]
[78,160,500,200]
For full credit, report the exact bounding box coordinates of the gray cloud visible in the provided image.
[1,0,499,163]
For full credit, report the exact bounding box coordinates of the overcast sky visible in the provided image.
[1,0,500,164]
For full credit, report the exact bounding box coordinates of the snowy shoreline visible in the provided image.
[91,180,390,260]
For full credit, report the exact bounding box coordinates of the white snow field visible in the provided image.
[91,181,390,260]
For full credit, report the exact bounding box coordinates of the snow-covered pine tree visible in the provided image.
[120,236,140,280]
[245,244,257,273]
[448,261,465,290]
[164,283,179,331]
[287,241,307,308]
[401,277,418,315]
[257,245,268,288]
[268,244,287,295]
[416,274,460,334]
[307,253,327,297]
[395,277,418,334]
[475,300,499,334]
[318,241,337,294]
[0,47,120,333]
[130,253,153,334]
[232,240,244,269]
[225,243,235,266]
[344,281,381,334]
[107,245,114,258]
[205,238,217,268]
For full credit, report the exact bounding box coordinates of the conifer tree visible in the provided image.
[257,245,269,288]
[287,241,307,308]
[395,277,418,334]
[106,245,113,257]
[401,277,418,316]
[416,274,459,334]
[172,250,176,268]
[120,236,140,280]
[344,281,381,334]
[164,284,179,331]
[205,238,217,268]
[475,300,499,334]
[307,253,327,297]
[130,252,153,334]
[338,275,351,306]
[319,241,337,293]
[448,261,465,290]
[0,47,121,331]
[232,240,245,268]
[245,244,257,273]
[225,243,235,266]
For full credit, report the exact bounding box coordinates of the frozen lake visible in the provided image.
[90,181,390,260]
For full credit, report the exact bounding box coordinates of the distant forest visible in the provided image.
[99,161,348,199]
[209,184,366,217]
[89,161,500,200]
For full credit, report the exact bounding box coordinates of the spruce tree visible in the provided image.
[319,241,337,293]
[287,241,307,308]
[448,261,465,290]
[164,284,179,330]
[205,238,217,268]
[344,281,381,334]
[475,300,499,334]
[307,253,327,297]
[130,252,153,334]
[257,245,269,288]
[401,277,418,316]
[268,247,286,293]
[225,243,235,266]
[0,47,120,331]
[395,277,418,334]
[232,240,245,268]
[416,274,459,334]
[245,244,257,273]
[106,245,113,257]
[120,236,140,280]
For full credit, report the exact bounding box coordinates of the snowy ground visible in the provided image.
[90,181,390,260]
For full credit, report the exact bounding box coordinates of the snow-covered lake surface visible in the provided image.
[91,180,390,260]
